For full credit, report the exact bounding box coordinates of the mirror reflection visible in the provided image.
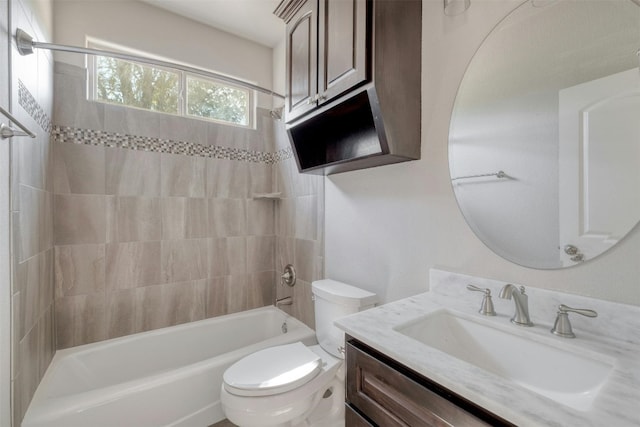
[449,0,640,269]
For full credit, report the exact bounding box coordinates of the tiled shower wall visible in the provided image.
[10,0,56,423]
[52,62,324,347]
[274,127,325,329]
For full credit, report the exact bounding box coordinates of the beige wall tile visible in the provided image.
[53,142,105,195]
[162,114,208,145]
[209,237,246,277]
[248,271,275,310]
[182,199,209,239]
[55,293,107,349]
[205,158,249,199]
[249,162,273,195]
[18,185,52,261]
[106,196,162,243]
[247,236,275,273]
[276,198,295,237]
[53,69,105,129]
[226,274,250,315]
[161,197,208,240]
[276,237,295,274]
[161,239,209,283]
[105,241,162,290]
[209,198,246,237]
[16,132,46,191]
[37,306,55,378]
[294,239,316,283]
[17,324,39,422]
[15,255,40,341]
[275,158,296,199]
[205,277,228,318]
[295,195,317,241]
[161,154,205,197]
[54,194,105,245]
[255,108,276,152]
[14,250,53,341]
[55,244,105,297]
[135,281,206,332]
[206,120,249,150]
[11,292,22,379]
[105,289,137,339]
[38,249,54,323]
[292,279,315,329]
[247,199,275,236]
[106,148,161,197]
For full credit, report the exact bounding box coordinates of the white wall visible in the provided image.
[53,0,274,107]
[325,0,640,306]
[272,38,285,103]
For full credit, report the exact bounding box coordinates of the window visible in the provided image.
[89,41,254,128]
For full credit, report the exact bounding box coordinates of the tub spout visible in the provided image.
[275,296,293,307]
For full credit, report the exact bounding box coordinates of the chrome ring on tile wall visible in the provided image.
[281,264,296,287]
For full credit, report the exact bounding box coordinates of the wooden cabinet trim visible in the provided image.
[317,0,369,104]
[285,0,318,122]
[346,338,516,427]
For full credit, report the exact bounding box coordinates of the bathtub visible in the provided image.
[22,306,317,427]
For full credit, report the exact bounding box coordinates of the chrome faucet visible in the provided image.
[499,284,533,326]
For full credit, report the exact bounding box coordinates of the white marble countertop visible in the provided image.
[335,269,640,427]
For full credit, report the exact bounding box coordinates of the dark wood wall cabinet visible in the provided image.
[274,0,422,175]
[345,337,516,427]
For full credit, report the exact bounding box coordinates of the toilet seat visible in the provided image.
[223,342,322,397]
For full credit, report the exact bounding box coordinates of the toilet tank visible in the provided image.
[312,279,377,358]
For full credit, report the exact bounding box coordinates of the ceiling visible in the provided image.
[141,0,285,48]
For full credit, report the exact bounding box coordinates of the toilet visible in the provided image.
[220,279,377,427]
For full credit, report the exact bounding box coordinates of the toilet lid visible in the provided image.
[223,342,322,397]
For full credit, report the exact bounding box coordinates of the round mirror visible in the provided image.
[449,0,640,269]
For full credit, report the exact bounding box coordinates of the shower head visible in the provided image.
[269,106,284,120]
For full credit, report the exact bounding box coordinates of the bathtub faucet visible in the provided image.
[275,296,293,307]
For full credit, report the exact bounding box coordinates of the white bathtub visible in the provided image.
[22,306,317,427]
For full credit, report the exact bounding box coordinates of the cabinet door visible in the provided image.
[347,341,494,427]
[317,0,368,105]
[286,0,318,122]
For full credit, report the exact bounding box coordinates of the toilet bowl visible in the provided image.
[220,279,377,427]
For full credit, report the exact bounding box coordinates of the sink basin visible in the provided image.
[394,309,613,411]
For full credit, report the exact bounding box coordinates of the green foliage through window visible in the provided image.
[96,57,179,114]
[187,76,249,126]
[92,47,252,127]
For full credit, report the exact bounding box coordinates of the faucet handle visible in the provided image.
[466,284,496,316]
[551,304,597,338]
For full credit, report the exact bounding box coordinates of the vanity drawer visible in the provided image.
[346,339,508,427]
[346,404,374,426]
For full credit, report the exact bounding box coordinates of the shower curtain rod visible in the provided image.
[15,28,285,100]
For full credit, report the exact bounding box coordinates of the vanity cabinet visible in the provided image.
[346,337,514,427]
[276,0,367,123]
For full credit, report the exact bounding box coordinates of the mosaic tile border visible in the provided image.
[18,78,294,164]
[52,125,294,164]
[18,80,52,133]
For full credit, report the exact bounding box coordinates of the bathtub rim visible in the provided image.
[23,306,316,427]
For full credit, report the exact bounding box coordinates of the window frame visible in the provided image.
[86,39,255,129]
